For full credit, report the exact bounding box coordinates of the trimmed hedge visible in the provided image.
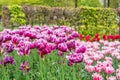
[2,5,117,29]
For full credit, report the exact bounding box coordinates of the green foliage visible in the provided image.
[79,0,102,7]
[8,5,26,27]
[2,6,117,34]
[110,0,120,8]
[0,50,88,80]
[78,25,118,38]
[76,7,118,37]
[0,0,74,7]
[79,7,117,27]
[0,0,103,18]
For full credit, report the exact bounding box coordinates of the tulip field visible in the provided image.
[0,25,120,80]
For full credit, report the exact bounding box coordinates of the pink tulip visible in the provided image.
[92,73,103,80]
[107,76,116,80]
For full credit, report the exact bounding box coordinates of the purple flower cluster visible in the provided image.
[19,61,30,73]
[66,44,86,66]
[0,25,86,72]
[0,56,15,66]
[66,53,83,66]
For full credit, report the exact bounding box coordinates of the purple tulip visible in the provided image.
[68,61,73,66]
[66,40,76,50]
[48,35,57,43]
[16,41,30,56]
[0,60,3,65]
[62,26,74,33]
[58,43,68,52]
[34,39,47,50]
[24,32,36,39]
[75,45,86,53]
[47,29,53,34]
[19,61,30,73]
[17,46,30,56]
[47,43,56,50]
[38,47,50,59]
[11,36,20,44]
[3,56,15,66]
[57,33,66,37]
[42,48,51,55]
[67,35,74,40]
[71,31,79,38]
[2,42,14,53]
[15,30,24,35]
[57,50,63,56]
[0,35,3,42]
[3,35,12,42]
[0,35,3,45]
[29,43,35,49]
[58,37,67,43]
[66,53,83,66]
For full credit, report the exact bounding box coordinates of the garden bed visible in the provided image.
[0,25,120,80]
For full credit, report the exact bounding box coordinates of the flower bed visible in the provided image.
[82,40,120,80]
[0,25,86,80]
[0,25,120,80]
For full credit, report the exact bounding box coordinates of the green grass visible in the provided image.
[0,49,91,80]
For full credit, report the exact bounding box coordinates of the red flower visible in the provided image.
[79,34,83,40]
[95,33,99,38]
[103,34,107,40]
[96,37,100,41]
[115,35,120,39]
[92,33,100,42]
[107,35,113,40]
[85,35,90,42]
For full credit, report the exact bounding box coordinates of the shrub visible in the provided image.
[8,5,26,28]
[2,5,118,35]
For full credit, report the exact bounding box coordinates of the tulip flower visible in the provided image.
[19,61,30,73]
[3,56,15,66]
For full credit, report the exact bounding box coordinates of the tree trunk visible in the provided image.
[108,0,110,7]
[104,0,107,7]
[75,0,78,8]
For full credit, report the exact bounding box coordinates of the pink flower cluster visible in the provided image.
[0,25,86,73]
[83,40,120,80]
[116,65,120,80]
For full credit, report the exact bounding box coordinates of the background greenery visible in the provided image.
[1,0,120,19]
[0,0,120,36]
[2,5,118,37]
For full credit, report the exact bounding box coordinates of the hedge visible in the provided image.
[2,5,117,29]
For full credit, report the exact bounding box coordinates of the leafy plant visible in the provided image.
[78,25,118,38]
[79,0,102,7]
[2,6,118,30]
[8,5,26,27]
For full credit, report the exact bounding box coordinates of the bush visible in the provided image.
[2,6,117,30]
[2,5,119,36]
[78,25,118,38]
[8,5,26,27]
